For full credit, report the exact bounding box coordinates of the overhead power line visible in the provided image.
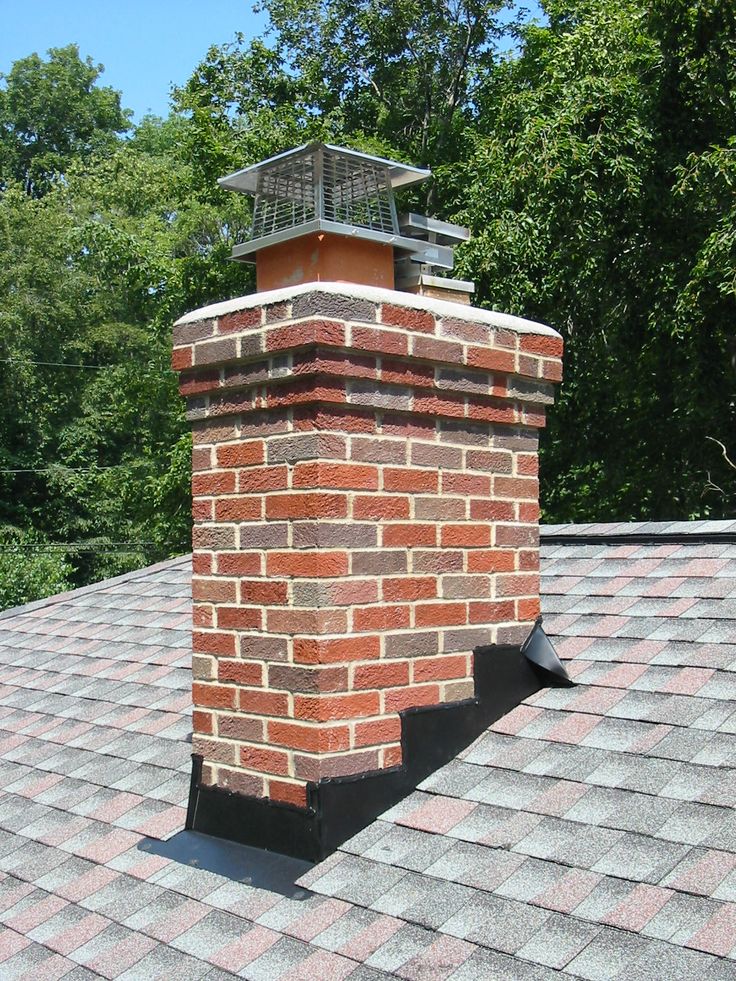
[0,357,174,373]
[0,542,160,553]
[0,466,121,475]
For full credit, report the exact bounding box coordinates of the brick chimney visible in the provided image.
[172,145,562,860]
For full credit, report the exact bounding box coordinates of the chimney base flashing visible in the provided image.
[185,643,564,862]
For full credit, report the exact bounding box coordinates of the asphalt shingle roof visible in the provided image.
[0,527,735,978]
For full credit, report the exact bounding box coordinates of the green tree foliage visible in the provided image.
[0,44,130,196]
[0,529,72,611]
[455,0,736,520]
[0,2,734,609]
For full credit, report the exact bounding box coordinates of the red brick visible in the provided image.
[240,745,290,776]
[353,495,410,520]
[516,454,539,476]
[519,502,541,522]
[541,357,563,382]
[238,688,289,716]
[353,325,408,356]
[469,500,515,521]
[269,779,308,807]
[381,359,435,387]
[218,659,263,685]
[518,597,541,620]
[383,524,436,548]
[268,721,350,753]
[217,606,262,630]
[383,577,437,601]
[293,462,379,491]
[294,692,380,722]
[353,662,410,689]
[192,471,236,496]
[179,369,219,396]
[193,736,236,765]
[267,552,349,578]
[193,499,213,521]
[384,684,441,712]
[193,553,213,575]
[269,664,348,694]
[240,580,288,605]
[467,549,516,573]
[442,473,491,496]
[468,600,516,623]
[383,745,403,767]
[192,710,214,735]
[171,347,193,371]
[495,476,539,500]
[440,525,492,548]
[266,493,348,520]
[193,630,237,656]
[192,604,214,628]
[330,579,379,606]
[415,602,467,627]
[215,442,265,468]
[467,346,515,373]
[495,524,538,547]
[381,303,435,333]
[267,377,348,409]
[267,319,346,350]
[218,714,265,742]
[214,498,263,522]
[294,635,381,665]
[217,552,262,576]
[383,468,438,494]
[353,605,411,632]
[520,334,563,357]
[216,767,265,797]
[193,682,237,710]
[413,393,466,418]
[497,573,540,597]
[519,549,539,571]
[219,307,261,333]
[412,337,463,363]
[239,466,289,492]
[354,716,402,747]
[267,608,348,635]
[192,577,237,603]
[413,654,469,683]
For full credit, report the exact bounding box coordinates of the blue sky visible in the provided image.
[0,0,266,122]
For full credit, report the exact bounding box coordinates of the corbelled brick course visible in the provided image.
[172,283,562,808]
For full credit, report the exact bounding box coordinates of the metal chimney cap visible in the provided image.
[218,142,431,194]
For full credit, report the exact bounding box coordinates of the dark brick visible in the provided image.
[291,290,377,323]
[173,319,216,345]
[293,522,377,549]
[352,550,408,575]
[240,523,289,549]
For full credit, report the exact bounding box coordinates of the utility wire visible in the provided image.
[0,466,122,475]
[0,357,174,373]
[0,542,160,552]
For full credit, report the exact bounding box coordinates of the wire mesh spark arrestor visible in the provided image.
[219,143,474,299]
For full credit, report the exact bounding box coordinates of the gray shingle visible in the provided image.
[441,891,550,953]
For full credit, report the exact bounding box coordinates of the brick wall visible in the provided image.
[172,284,562,808]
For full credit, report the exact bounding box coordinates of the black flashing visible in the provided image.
[186,643,569,863]
[521,616,572,685]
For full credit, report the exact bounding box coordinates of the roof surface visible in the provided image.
[0,526,735,978]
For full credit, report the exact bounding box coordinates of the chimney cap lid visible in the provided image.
[218,142,431,195]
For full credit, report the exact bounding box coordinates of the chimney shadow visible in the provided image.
[137,830,313,899]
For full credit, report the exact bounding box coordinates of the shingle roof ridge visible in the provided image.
[0,553,192,623]
[541,519,736,545]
